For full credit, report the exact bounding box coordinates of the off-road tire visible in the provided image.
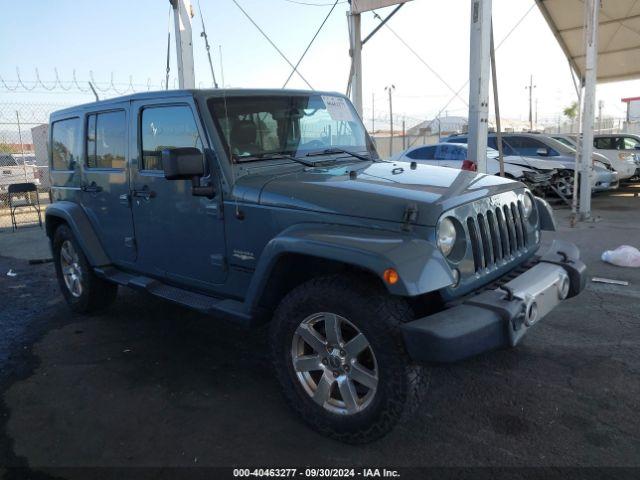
[52,224,118,313]
[269,273,425,444]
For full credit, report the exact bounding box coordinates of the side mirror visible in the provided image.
[536,147,549,156]
[161,147,205,180]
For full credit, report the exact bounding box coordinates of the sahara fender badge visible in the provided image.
[233,250,255,261]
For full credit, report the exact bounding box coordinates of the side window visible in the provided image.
[86,111,126,169]
[140,105,203,171]
[407,146,435,160]
[507,137,551,156]
[594,137,614,150]
[622,137,640,150]
[51,118,80,170]
[451,147,467,161]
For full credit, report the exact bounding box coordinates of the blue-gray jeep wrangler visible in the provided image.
[45,89,586,443]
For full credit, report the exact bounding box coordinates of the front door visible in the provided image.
[129,98,227,289]
[81,105,136,264]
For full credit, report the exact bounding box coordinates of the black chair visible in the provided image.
[8,182,42,231]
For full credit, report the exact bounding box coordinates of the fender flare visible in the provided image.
[45,201,111,266]
[534,196,556,231]
[244,223,455,311]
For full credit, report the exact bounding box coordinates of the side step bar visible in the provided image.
[94,267,252,326]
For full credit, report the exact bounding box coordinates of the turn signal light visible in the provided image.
[383,268,399,285]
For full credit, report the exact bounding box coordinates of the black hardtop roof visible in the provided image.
[50,88,345,119]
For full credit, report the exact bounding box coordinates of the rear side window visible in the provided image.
[407,146,435,160]
[51,118,80,170]
[86,111,126,169]
[140,105,203,171]
[594,137,614,150]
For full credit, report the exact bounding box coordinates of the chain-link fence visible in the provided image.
[0,102,70,230]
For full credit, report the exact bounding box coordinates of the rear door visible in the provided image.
[129,97,227,289]
[80,105,136,264]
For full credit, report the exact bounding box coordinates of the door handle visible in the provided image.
[132,186,156,200]
[81,182,102,193]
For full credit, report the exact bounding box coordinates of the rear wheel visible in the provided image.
[53,224,118,313]
[270,274,424,444]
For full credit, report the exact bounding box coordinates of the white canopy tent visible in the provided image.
[535,0,640,219]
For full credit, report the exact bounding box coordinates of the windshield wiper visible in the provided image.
[238,152,316,167]
[305,148,372,162]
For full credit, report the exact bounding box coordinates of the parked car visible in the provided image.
[391,143,558,192]
[445,133,618,195]
[593,134,640,180]
[45,90,586,443]
[0,154,41,200]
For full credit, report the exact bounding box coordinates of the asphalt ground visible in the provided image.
[0,187,639,479]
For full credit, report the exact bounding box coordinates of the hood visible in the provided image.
[236,161,524,226]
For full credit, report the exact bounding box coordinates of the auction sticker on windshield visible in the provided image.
[321,95,354,122]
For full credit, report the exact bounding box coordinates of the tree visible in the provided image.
[563,101,578,120]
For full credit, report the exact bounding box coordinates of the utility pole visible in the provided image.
[598,100,604,132]
[386,85,395,158]
[525,74,536,131]
[402,118,406,149]
[170,0,195,89]
[535,98,538,128]
[372,93,375,133]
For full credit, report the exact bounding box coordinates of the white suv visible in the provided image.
[593,134,640,180]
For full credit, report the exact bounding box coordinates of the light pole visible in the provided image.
[386,85,395,158]
[525,75,536,131]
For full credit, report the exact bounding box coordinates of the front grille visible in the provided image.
[467,200,528,272]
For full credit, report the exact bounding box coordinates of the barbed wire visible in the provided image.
[0,68,198,95]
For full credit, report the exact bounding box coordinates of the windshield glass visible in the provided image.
[487,147,500,159]
[207,94,376,162]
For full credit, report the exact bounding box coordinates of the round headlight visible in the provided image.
[522,193,534,218]
[437,217,457,257]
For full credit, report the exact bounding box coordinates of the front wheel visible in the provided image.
[269,274,424,443]
[52,224,118,313]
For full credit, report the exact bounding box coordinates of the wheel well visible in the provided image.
[45,215,66,239]
[256,254,385,316]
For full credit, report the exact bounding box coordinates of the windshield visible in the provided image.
[487,147,500,159]
[207,94,376,163]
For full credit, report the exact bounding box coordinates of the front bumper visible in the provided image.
[401,239,586,363]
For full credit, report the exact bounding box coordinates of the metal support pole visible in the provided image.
[402,119,406,149]
[578,0,598,220]
[348,10,363,117]
[467,0,492,174]
[171,0,196,89]
[16,111,27,182]
[490,25,505,177]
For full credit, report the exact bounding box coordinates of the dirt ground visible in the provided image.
[1,189,639,479]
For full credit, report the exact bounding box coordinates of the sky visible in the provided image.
[1,0,639,130]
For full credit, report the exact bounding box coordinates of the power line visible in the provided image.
[283,0,339,88]
[373,12,468,107]
[230,0,313,89]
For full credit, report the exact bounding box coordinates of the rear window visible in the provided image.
[594,137,614,150]
[51,118,80,170]
[407,146,435,160]
[86,111,126,169]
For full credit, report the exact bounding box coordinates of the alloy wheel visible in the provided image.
[291,312,379,415]
[60,240,83,298]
